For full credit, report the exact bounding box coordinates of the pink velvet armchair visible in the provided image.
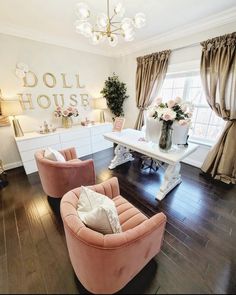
[35,147,95,198]
[61,177,167,294]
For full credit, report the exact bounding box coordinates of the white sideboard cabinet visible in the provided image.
[15,123,113,175]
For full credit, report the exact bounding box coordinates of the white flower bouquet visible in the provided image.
[148,97,193,125]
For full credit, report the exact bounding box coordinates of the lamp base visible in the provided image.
[100,110,105,123]
[12,117,24,137]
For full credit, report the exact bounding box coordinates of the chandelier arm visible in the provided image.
[110,28,123,33]
[110,32,123,36]
[110,22,121,28]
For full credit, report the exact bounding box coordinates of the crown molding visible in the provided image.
[0,7,235,58]
[112,6,236,57]
[0,21,114,58]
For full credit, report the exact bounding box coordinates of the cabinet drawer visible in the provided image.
[60,128,90,143]
[20,144,61,162]
[75,145,92,158]
[17,134,60,152]
[61,137,91,150]
[91,124,112,136]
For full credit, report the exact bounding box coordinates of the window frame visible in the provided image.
[158,71,225,145]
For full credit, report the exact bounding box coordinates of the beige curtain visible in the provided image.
[200,32,236,184]
[134,50,171,130]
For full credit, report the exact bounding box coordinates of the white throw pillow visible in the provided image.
[44,147,66,162]
[77,186,122,235]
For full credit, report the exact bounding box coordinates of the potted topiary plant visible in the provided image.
[100,74,129,121]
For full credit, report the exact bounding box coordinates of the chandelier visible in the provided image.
[74,0,146,47]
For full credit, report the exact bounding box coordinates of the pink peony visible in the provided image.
[67,107,73,112]
[162,108,176,121]
[181,104,188,112]
[187,112,193,118]
[167,99,176,108]
[54,111,61,118]
[179,119,188,126]
[63,110,69,117]
[56,106,62,111]
[175,97,181,104]
[154,97,162,106]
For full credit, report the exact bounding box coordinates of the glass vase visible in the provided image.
[159,121,173,151]
[62,116,73,128]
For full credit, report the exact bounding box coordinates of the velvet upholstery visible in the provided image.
[35,147,95,198]
[61,177,167,294]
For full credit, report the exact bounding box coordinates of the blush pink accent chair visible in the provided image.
[35,147,95,198]
[61,177,166,294]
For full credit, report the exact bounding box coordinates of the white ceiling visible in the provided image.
[0,0,236,57]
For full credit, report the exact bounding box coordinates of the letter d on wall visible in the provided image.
[23,71,38,87]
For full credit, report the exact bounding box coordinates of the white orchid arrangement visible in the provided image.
[148,97,194,126]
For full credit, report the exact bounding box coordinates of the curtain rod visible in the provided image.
[171,42,200,52]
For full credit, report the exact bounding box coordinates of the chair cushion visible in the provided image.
[44,147,66,162]
[113,195,148,232]
[77,186,122,235]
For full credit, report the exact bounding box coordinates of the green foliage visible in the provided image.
[100,74,129,119]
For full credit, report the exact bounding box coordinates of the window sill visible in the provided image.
[188,137,214,148]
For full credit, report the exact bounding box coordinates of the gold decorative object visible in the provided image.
[74,0,146,47]
[0,90,11,127]
[0,99,24,137]
[93,98,107,123]
[62,116,73,128]
[43,73,57,88]
[37,94,51,109]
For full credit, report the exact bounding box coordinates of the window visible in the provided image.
[158,72,225,144]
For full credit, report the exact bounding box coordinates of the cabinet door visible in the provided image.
[20,144,61,162]
[17,134,60,152]
[91,124,113,153]
[60,128,92,157]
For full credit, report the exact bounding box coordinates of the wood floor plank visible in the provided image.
[0,148,235,294]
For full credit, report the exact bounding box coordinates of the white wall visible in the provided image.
[0,34,113,169]
[113,21,236,168]
[1,20,236,170]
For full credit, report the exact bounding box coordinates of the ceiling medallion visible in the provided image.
[74,0,146,47]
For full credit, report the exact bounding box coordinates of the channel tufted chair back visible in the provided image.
[35,147,95,198]
[61,177,166,294]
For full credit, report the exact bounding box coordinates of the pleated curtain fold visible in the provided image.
[134,50,171,130]
[200,32,236,184]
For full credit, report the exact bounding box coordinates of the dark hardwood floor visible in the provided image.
[0,148,236,294]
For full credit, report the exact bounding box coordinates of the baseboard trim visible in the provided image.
[4,161,23,171]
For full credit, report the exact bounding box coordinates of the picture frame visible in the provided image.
[113,117,125,132]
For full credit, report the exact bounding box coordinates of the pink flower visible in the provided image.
[167,99,176,108]
[162,108,176,121]
[179,119,188,126]
[63,110,69,117]
[56,106,62,111]
[67,107,73,112]
[187,112,193,118]
[54,111,61,118]
[154,97,162,106]
[175,97,181,104]
[181,104,188,112]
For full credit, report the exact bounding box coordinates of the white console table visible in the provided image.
[104,128,198,201]
[15,123,113,175]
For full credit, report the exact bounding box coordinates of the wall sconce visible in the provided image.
[0,100,24,137]
[93,98,108,123]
